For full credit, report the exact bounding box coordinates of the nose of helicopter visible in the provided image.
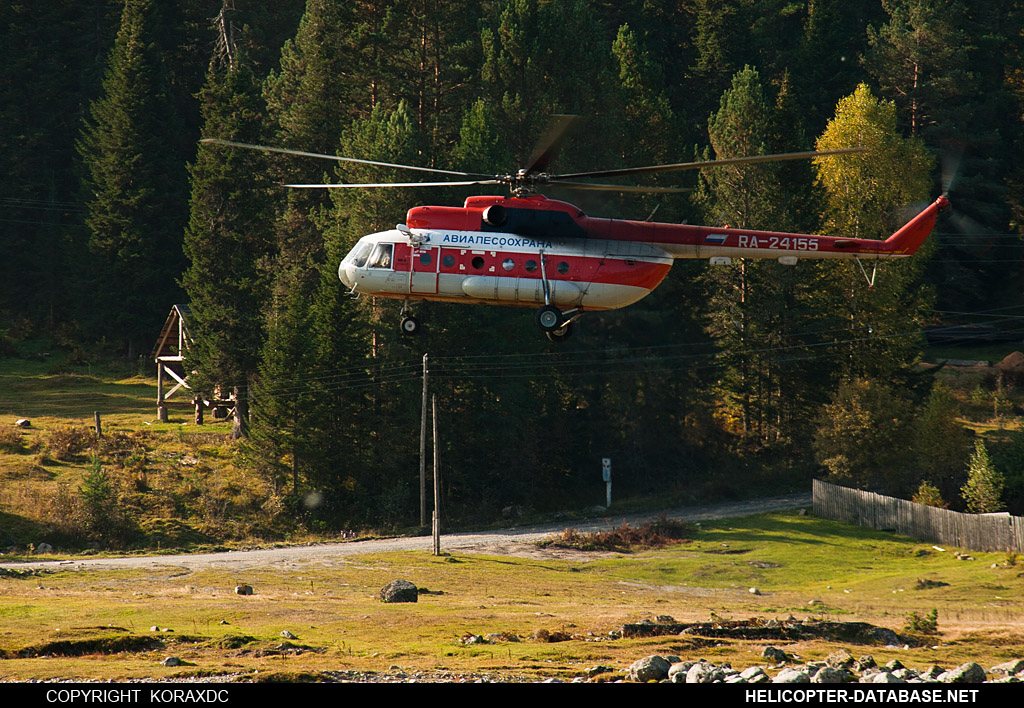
[338,261,354,288]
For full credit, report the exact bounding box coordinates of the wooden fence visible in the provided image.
[812,479,1024,554]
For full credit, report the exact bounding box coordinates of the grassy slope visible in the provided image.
[0,357,280,550]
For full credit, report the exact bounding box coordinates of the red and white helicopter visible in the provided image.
[204,121,948,341]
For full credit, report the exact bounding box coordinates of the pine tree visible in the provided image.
[475,0,615,170]
[863,0,973,140]
[865,0,1022,314]
[77,0,187,355]
[698,67,813,446]
[0,2,121,334]
[961,439,1005,513]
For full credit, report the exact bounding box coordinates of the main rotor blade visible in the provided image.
[553,147,868,181]
[523,115,578,176]
[284,180,503,189]
[548,180,692,194]
[200,138,490,178]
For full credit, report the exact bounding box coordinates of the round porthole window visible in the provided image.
[442,254,454,268]
[525,260,538,272]
[557,261,569,274]
[471,256,485,269]
[502,258,515,271]
[419,252,432,266]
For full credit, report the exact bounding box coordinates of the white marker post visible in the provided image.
[602,457,612,507]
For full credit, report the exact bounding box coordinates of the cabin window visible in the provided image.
[442,254,455,268]
[502,258,515,271]
[557,261,569,275]
[525,260,538,272]
[419,252,432,266]
[471,256,485,270]
[368,243,393,269]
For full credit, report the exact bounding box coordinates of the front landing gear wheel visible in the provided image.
[535,304,563,332]
[545,322,573,343]
[400,315,420,335]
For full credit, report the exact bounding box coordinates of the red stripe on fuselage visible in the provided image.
[394,246,670,291]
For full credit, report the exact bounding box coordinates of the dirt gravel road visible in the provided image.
[1,492,811,573]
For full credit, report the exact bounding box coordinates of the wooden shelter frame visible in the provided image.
[151,304,234,423]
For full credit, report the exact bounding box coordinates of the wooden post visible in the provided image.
[93,411,102,436]
[157,361,168,422]
[193,395,204,425]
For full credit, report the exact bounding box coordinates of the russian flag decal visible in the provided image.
[704,234,727,244]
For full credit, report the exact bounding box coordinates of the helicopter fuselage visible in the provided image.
[339,194,948,322]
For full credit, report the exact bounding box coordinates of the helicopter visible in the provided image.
[203,118,948,341]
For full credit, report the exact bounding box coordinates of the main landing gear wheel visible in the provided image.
[400,315,420,335]
[535,304,563,332]
[545,322,573,342]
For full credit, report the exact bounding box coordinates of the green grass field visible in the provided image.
[1,352,1023,680]
[1,511,1021,681]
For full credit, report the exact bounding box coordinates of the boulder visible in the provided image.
[812,666,846,684]
[774,668,809,684]
[686,661,724,683]
[939,663,986,684]
[668,661,695,683]
[378,579,418,603]
[628,655,670,682]
[991,659,1024,676]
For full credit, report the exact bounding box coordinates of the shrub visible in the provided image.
[47,426,94,461]
[904,608,939,635]
[541,515,695,552]
[78,456,137,547]
[912,480,947,508]
[0,427,24,453]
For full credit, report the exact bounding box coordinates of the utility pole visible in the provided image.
[420,353,428,528]
[432,392,441,556]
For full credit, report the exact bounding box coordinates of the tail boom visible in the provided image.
[587,196,949,261]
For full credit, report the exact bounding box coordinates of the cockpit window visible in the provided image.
[348,241,372,268]
[368,243,394,269]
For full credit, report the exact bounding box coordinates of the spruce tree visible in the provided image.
[182,10,274,439]
[77,0,186,355]
[961,439,1005,513]
[249,0,362,500]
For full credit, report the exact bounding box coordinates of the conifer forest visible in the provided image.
[4,0,1024,529]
